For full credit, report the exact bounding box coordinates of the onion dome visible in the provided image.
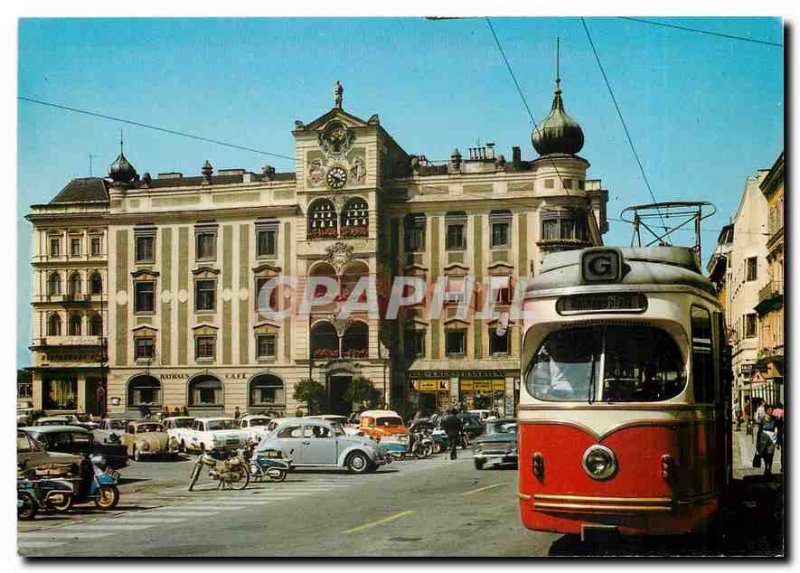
[108,135,137,184]
[531,79,584,156]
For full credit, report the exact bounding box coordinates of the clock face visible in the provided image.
[326,166,348,189]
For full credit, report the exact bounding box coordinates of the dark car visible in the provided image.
[472,418,517,470]
[21,425,128,470]
[456,413,484,439]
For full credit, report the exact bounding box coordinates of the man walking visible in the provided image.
[442,409,463,460]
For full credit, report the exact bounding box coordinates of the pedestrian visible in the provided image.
[441,409,462,460]
[733,401,742,431]
[234,406,241,420]
[755,399,766,424]
[756,404,780,476]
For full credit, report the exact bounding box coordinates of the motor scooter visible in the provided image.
[248,447,292,482]
[17,475,74,520]
[48,453,120,511]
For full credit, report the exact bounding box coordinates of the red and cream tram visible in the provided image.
[518,246,732,537]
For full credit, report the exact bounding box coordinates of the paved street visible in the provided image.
[18,428,783,558]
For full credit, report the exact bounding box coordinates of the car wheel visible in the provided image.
[18,492,37,521]
[346,451,370,474]
[179,440,186,453]
[199,443,206,454]
[474,459,485,470]
[94,485,120,509]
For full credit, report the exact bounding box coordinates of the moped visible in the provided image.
[188,448,250,491]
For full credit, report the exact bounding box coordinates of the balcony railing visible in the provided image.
[36,336,106,347]
[758,280,784,304]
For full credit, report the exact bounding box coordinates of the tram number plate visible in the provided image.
[556,292,648,315]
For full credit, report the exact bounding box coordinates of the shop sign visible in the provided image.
[740,364,753,376]
[110,397,121,406]
[411,379,449,392]
[461,379,505,392]
[162,373,189,380]
[410,370,506,379]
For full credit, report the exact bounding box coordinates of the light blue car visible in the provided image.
[256,417,391,474]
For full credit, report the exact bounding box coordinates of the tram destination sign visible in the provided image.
[556,292,648,315]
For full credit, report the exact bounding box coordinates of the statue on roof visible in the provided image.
[334,80,343,109]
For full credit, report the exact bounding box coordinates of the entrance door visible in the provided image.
[329,376,352,416]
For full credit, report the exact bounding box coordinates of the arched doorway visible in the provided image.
[248,374,285,416]
[188,374,224,412]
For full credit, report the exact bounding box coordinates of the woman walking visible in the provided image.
[756,404,780,476]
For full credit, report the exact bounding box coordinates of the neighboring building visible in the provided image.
[28,79,608,417]
[724,170,769,406]
[754,151,784,405]
[26,178,110,415]
[706,222,734,338]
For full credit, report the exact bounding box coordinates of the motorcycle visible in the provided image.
[188,448,250,491]
[48,453,120,511]
[408,430,434,459]
[248,450,292,482]
[17,474,74,520]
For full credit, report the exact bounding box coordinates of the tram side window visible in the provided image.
[692,306,715,403]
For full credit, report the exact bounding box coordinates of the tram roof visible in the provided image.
[527,246,716,297]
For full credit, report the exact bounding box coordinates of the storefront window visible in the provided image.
[43,377,78,410]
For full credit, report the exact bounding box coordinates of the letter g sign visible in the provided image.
[581,249,622,283]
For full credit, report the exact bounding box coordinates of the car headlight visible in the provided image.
[137,440,150,452]
[582,445,617,480]
[474,443,483,451]
[169,437,179,449]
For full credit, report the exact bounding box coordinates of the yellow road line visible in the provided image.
[462,483,504,496]
[343,510,414,533]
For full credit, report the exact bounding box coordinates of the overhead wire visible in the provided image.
[18,95,295,163]
[618,17,783,48]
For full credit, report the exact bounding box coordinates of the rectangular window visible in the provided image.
[746,257,758,281]
[491,276,512,304]
[256,229,277,258]
[255,277,279,311]
[256,334,277,359]
[134,337,155,360]
[42,377,77,410]
[563,178,573,190]
[49,238,61,258]
[134,281,155,314]
[540,209,588,242]
[70,237,81,257]
[404,330,425,359]
[544,179,554,189]
[691,306,715,403]
[445,276,466,305]
[195,336,216,360]
[90,237,102,256]
[404,215,426,252]
[491,222,509,247]
[135,235,155,263]
[445,330,466,357]
[446,224,465,250]
[489,329,509,355]
[196,230,217,261]
[195,279,216,312]
[745,313,758,338]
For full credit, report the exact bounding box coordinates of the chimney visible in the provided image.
[512,146,522,169]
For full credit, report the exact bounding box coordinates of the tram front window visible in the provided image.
[526,326,686,402]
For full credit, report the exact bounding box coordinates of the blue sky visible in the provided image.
[17,17,784,367]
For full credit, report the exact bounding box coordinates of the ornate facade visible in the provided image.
[28,81,609,417]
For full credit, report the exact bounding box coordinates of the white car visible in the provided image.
[308,415,363,436]
[238,415,273,443]
[182,417,248,453]
[92,418,130,444]
[162,416,196,452]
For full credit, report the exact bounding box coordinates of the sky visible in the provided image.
[16,17,784,367]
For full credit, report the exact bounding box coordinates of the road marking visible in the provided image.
[343,510,414,534]
[18,531,117,539]
[110,517,188,524]
[138,510,220,517]
[63,524,155,531]
[18,540,67,549]
[462,483,504,496]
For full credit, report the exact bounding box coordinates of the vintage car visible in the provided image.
[472,418,518,470]
[123,421,179,461]
[457,412,484,439]
[358,410,408,441]
[162,416,196,451]
[17,407,35,426]
[238,415,273,443]
[256,418,390,473]
[308,415,362,436]
[182,417,249,453]
[17,429,81,471]
[92,418,130,444]
[21,425,129,470]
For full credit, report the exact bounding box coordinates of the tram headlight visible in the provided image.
[582,445,617,481]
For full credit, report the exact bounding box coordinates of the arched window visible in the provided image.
[310,322,339,360]
[188,375,223,406]
[249,374,285,408]
[68,313,82,336]
[340,261,369,303]
[48,272,62,296]
[342,322,368,359]
[68,272,81,296]
[340,198,368,238]
[128,375,161,406]
[90,272,102,295]
[307,199,338,239]
[89,313,103,336]
[48,313,62,336]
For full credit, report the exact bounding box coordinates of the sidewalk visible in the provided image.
[733,425,783,478]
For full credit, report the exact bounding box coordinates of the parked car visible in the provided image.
[17,429,81,471]
[74,413,100,430]
[123,420,179,461]
[92,418,130,444]
[20,425,128,470]
[238,415,273,443]
[34,415,78,427]
[358,410,408,441]
[457,413,484,439]
[162,416,196,451]
[17,408,36,426]
[256,417,390,473]
[309,415,362,436]
[472,418,517,470]
[182,417,249,453]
